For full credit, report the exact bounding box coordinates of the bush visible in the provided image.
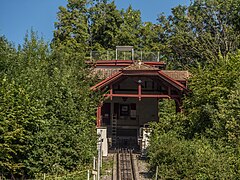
[0,33,99,179]
[148,133,240,179]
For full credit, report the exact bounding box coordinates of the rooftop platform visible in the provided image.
[88,50,164,62]
[88,47,190,84]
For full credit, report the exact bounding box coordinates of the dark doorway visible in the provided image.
[101,103,111,125]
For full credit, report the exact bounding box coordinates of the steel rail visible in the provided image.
[116,148,136,180]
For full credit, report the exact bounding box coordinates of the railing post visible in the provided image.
[97,131,102,180]
[157,52,160,62]
[93,157,96,180]
[132,49,134,61]
[155,166,159,180]
[87,170,90,180]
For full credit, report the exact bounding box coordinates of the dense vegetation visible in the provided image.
[149,53,240,178]
[0,0,240,179]
[0,33,99,179]
[148,0,240,179]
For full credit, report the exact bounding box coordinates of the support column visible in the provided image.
[168,87,171,96]
[138,83,142,101]
[174,98,182,113]
[110,84,113,100]
[97,104,102,127]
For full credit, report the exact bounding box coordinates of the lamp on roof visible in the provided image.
[138,59,142,65]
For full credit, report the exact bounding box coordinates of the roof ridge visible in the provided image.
[122,61,159,71]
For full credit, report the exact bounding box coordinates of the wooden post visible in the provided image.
[168,87,171,96]
[174,98,182,113]
[110,84,113,100]
[138,83,142,101]
[97,105,102,127]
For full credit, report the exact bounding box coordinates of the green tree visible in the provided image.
[0,33,48,178]
[116,6,142,49]
[54,0,146,53]
[0,32,99,179]
[149,99,240,179]
[53,0,89,60]
[155,0,240,68]
[89,1,122,50]
[183,52,240,139]
[0,77,46,178]
[0,36,17,76]
[213,77,240,146]
[148,51,240,179]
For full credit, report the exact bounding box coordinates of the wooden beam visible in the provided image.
[110,84,113,100]
[96,104,102,127]
[142,94,170,98]
[104,94,171,99]
[138,83,142,101]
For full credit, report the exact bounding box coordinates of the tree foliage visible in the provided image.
[147,1,240,178]
[0,32,99,179]
[53,0,89,58]
[1,0,240,179]
[53,0,145,53]
[148,51,240,179]
[155,0,240,68]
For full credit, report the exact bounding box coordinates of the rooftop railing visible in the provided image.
[88,51,162,62]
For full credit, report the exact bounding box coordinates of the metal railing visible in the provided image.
[89,51,161,62]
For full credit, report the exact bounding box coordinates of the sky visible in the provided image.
[0,0,190,46]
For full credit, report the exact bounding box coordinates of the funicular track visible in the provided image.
[116,149,137,180]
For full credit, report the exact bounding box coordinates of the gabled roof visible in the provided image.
[91,71,123,91]
[92,68,121,79]
[158,71,187,91]
[91,64,188,92]
[162,70,190,81]
[92,62,189,81]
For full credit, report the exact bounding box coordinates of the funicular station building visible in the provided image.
[90,46,189,154]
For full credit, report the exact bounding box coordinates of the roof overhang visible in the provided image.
[91,69,188,92]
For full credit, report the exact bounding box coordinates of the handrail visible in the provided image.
[89,51,162,62]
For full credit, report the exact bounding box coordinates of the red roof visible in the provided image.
[162,70,190,81]
[92,66,190,81]
[91,62,188,92]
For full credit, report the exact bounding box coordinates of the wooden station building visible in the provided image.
[90,47,189,149]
